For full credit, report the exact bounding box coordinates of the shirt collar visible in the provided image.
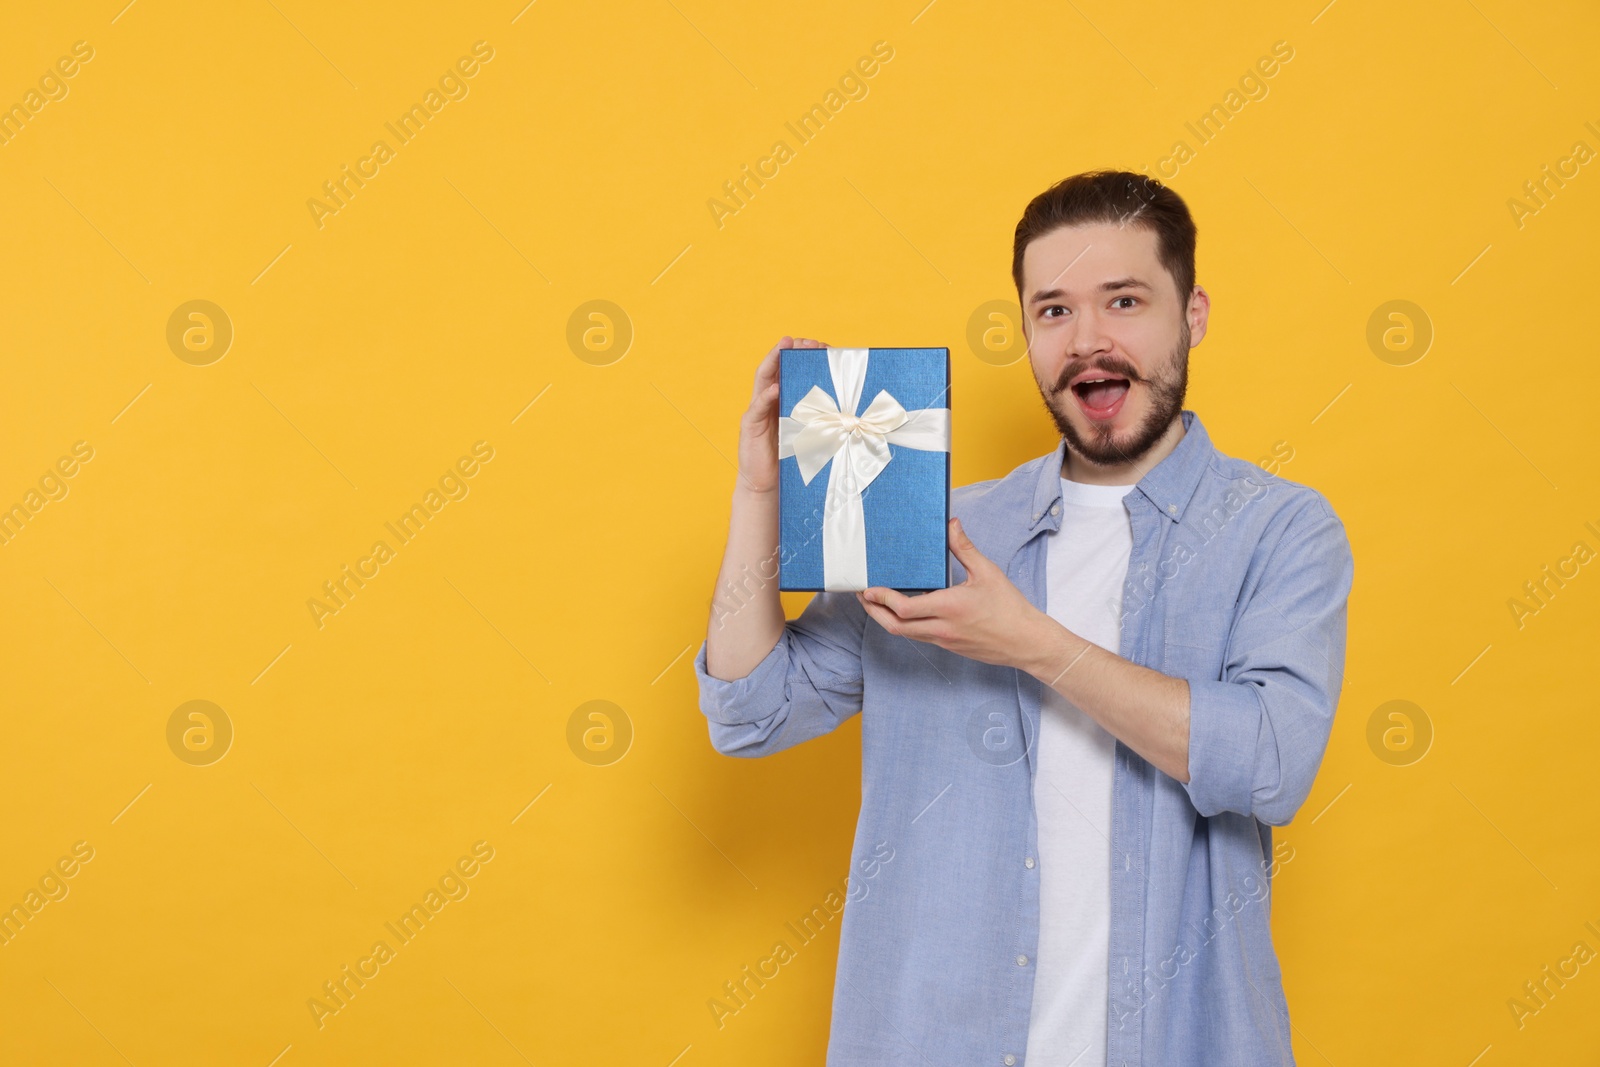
[1028,408,1212,531]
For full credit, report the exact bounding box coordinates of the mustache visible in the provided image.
[1053,359,1142,393]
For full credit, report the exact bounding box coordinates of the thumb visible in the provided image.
[947,517,991,579]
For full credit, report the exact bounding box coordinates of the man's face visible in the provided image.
[1019,221,1198,470]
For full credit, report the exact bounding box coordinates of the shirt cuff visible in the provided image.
[693,633,790,728]
[1182,677,1269,819]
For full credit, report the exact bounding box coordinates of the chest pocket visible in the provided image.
[1163,605,1234,682]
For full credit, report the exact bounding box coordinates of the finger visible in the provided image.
[756,337,828,409]
[746,381,781,437]
[946,518,991,580]
[752,340,788,404]
[746,378,780,415]
[860,585,946,621]
[861,599,944,642]
[858,594,923,637]
[857,595,895,633]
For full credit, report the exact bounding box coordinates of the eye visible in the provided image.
[1112,296,1138,309]
[1041,304,1067,319]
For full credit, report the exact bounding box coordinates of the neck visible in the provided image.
[1060,415,1186,485]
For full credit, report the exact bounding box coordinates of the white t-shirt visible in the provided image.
[1023,476,1135,1067]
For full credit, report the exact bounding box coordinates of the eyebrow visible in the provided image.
[1028,276,1153,306]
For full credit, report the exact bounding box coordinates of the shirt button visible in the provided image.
[1024,856,1035,869]
[1032,511,1040,522]
[1016,954,1028,966]
[1167,503,1178,514]
[1004,1056,1017,1066]
[1050,503,1060,515]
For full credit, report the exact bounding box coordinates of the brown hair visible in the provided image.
[1011,170,1197,308]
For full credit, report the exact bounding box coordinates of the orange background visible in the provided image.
[1,1,1597,1063]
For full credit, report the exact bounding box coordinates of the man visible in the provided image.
[694,170,1354,1066]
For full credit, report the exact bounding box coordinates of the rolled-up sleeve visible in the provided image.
[1183,503,1354,826]
[694,590,867,758]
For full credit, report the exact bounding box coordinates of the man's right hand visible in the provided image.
[739,336,829,496]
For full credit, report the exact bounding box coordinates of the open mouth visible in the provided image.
[1069,375,1132,421]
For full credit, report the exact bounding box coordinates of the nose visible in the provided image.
[1068,305,1113,361]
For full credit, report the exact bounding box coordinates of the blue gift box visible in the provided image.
[778,347,951,592]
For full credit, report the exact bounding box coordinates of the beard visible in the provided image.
[1036,318,1190,470]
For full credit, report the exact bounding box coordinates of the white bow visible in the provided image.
[777,348,950,590]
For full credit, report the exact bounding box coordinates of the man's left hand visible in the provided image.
[856,517,1052,672]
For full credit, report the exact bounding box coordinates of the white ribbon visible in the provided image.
[777,348,950,590]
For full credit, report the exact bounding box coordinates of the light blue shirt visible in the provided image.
[693,408,1354,1066]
